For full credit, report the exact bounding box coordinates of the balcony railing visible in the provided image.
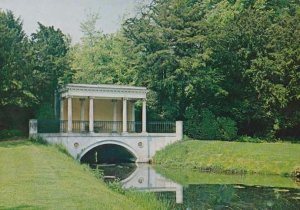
[94,121,122,133]
[147,121,176,133]
[72,120,89,133]
[128,121,142,133]
[37,120,175,134]
[37,119,61,133]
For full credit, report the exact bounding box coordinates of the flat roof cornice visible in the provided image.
[60,83,148,99]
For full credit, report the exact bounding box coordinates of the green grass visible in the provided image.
[154,140,300,176]
[0,140,168,210]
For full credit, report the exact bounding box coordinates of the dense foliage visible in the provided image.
[118,0,300,139]
[0,10,71,131]
[1,0,299,140]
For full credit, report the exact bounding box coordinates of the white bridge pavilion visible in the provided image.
[29,84,183,162]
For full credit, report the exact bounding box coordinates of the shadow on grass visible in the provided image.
[0,205,40,210]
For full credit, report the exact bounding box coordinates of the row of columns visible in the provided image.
[61,97,147,133]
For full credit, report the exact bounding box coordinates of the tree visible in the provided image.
[70,14,138,85]
[0,10,34,107]
[122,0,300,138]
[30,22,71,116]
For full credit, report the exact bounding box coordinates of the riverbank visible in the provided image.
[0,140,168,210]
[154,140,300,176]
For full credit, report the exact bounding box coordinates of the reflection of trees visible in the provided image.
[158,185,300,210]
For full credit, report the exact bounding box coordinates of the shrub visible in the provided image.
[29,136,48,145]
[217,117,237,140]
[184,106,202,138]
[237,136,265,143]
[0,129,24,140]
[184,107,237,140]
[198,109,220,140]
[107,178,125,194]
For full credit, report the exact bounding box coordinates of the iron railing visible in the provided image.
[37,120,176,133]
[128,121,142,133]
[72,120,89,133]
[38,119,61,133]
[147,121,176,133]
[94,121,122,133]
[60,120,67,132]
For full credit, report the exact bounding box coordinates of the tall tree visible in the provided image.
[70,14,138,85]
[0,10,34,107]
[30,23,71,112]
[122,0,300,138]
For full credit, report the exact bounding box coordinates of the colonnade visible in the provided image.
[60,97,147,133]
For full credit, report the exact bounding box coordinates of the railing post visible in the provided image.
[29,119,38,137]
[176,121,183,140]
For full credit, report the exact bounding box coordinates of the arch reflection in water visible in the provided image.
[122,164,183,204]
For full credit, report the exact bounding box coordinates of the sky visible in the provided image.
[0,0,151,43]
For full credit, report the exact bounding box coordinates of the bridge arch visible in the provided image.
[78,140,139,163]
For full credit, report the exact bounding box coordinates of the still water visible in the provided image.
[91,164,300,209]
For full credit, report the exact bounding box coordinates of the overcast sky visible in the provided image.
[0,0,151,43]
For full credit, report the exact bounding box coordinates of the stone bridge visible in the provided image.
[29,84,183,162]
[29,120,183,162]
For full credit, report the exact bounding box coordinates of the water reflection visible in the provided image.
[121,164,183,204]
[92,164,300,209]
[157,184,300,210]
[90,163,137,180]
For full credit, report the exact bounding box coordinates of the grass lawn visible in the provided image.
[154,140,300,176]
[0,140,167,210]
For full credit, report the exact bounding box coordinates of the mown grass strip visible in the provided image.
[0,140,168,210]
[154,140,300,177]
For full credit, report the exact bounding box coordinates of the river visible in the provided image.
[90,163,300,209]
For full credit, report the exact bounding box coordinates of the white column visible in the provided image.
[122,98,127,133]
[67,96,72,133]
[89,97,94,133]
[131,101,135,132]
[112,100,117,132]
[142,99,147,133]
[80,98,85,132]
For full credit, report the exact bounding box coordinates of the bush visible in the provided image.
[237,136,265,143]
[184,106,202,138]
[29,136,48,145]
[184,107,237,140]
[198,109,220,139]
[0,129,24,140]
[217,117,238,140]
